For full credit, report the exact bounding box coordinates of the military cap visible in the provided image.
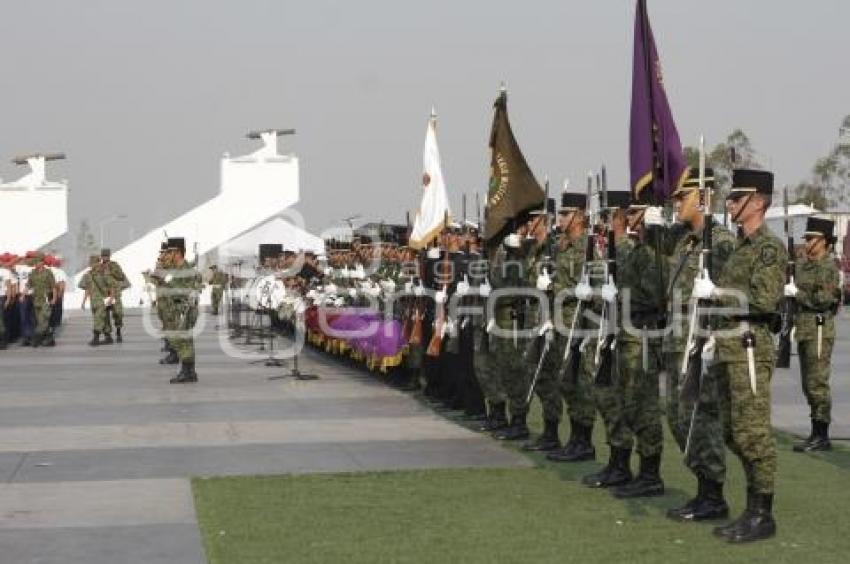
[529,198,556,216]
[100,248,111,258]
[167,237,186,252]
[160,242,169,251]
[604,191,633,210]
[804,216,836,243]
[727,169,774,199]
[673,167,715,196]
[558,192,587,212]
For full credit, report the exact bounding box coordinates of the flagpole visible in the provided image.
[640,0,659,204]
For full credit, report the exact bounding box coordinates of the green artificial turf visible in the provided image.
[193,404,850,564]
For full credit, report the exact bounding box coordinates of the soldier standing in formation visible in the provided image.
[26,254,56,347]
[80,254,116,346]
[664,169,735,521]
[787,216,841,452]
[693,169,785,543]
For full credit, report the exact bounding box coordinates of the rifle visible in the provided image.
[681,135,712,406]
[594,165,616,386]
[526,177,554,404]
[559,172,595,380]
[426,213,451,357]
[776,185,795,368]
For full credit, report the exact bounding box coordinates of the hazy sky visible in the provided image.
[1,0,848,251]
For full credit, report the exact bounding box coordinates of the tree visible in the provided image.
[790,181,828,211]
[75,220,98,272]
[790,115,850,210]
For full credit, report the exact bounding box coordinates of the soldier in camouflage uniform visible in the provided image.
[547,192,598,463]
[161,238,202,383]
[789,216,841,452]
[80,255,116,346]
[209,265,228,316]
[582,191,636,489]
[665,169,736,521]
[520,198,566,451]
[606,200,668,498]
[489,227,532,441]
[102,249,130,342]
[27,254,56,347]
[693,169,785,543]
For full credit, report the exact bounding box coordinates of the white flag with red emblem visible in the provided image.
[409,109,451,249]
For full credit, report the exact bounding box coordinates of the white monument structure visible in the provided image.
[67,129,323,308]
[0,153,68,254]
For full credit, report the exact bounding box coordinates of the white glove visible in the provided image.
[486,319,496,333]
[536,269,553,292]
[445,318,456,337]
[435,287,448,304]
[701,336,716,363]
[538,320,554,337]
[479,278,492,297]
[104,296,115,307]
[574,278,593,302]
[404,281,413,294]
[644,206,664,226]
[369,285,382,298]
[325,283,338,295]
[413,282,424,297]
[692,269,717,300]
[784,277,798,298]
[600,276,618,303]
[354,265,366,280]
[348,288,358,299]
[333,297,345,307]
[427,247,441,260]
[456,275,470,297]
[164,274,174,284]
[380,279,396,293]
[341,267,350,279]
[503,233,520,249]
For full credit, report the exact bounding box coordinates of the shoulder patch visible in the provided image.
[760,245,778,267]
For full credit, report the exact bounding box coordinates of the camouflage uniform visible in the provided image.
[106,260,130,331]
[162,260,202,362]
[489,245,529,427]
[27,265,55,340]
[80,261,115,337]
[593,236,635,452]
[714,223,785,495]
[615,236,665,460]
[210,269,228,315]
[794,254,840,424]
[664,222,735,484]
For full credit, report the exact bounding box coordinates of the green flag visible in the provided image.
[484,88,545,242]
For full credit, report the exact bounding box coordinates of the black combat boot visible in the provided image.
[521,419,561,452]
[555,422,595,462]
[31,333,42,347]
[170,360,198,384]
[713,489,756,539]
[22,336,32,346]
[493,412,530,441]
[41,332,56,347]
[116,327,123,343]
[667,477,729,522]
[102,332,114,345]
[612,454,665,498]
[0,335,7,350]
[547,421,578,461]
[159,350,179,365]
[88,331,101,347]
[478,402,508,432]
[721,492,776,544]
[794,420,831,452]
[582,447,632,488]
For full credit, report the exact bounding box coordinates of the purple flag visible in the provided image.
[630,0,687,202]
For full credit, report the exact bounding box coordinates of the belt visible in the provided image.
[729,313,778,325]
[798,306,834,315]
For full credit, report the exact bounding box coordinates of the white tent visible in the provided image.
[217,216,325,260]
